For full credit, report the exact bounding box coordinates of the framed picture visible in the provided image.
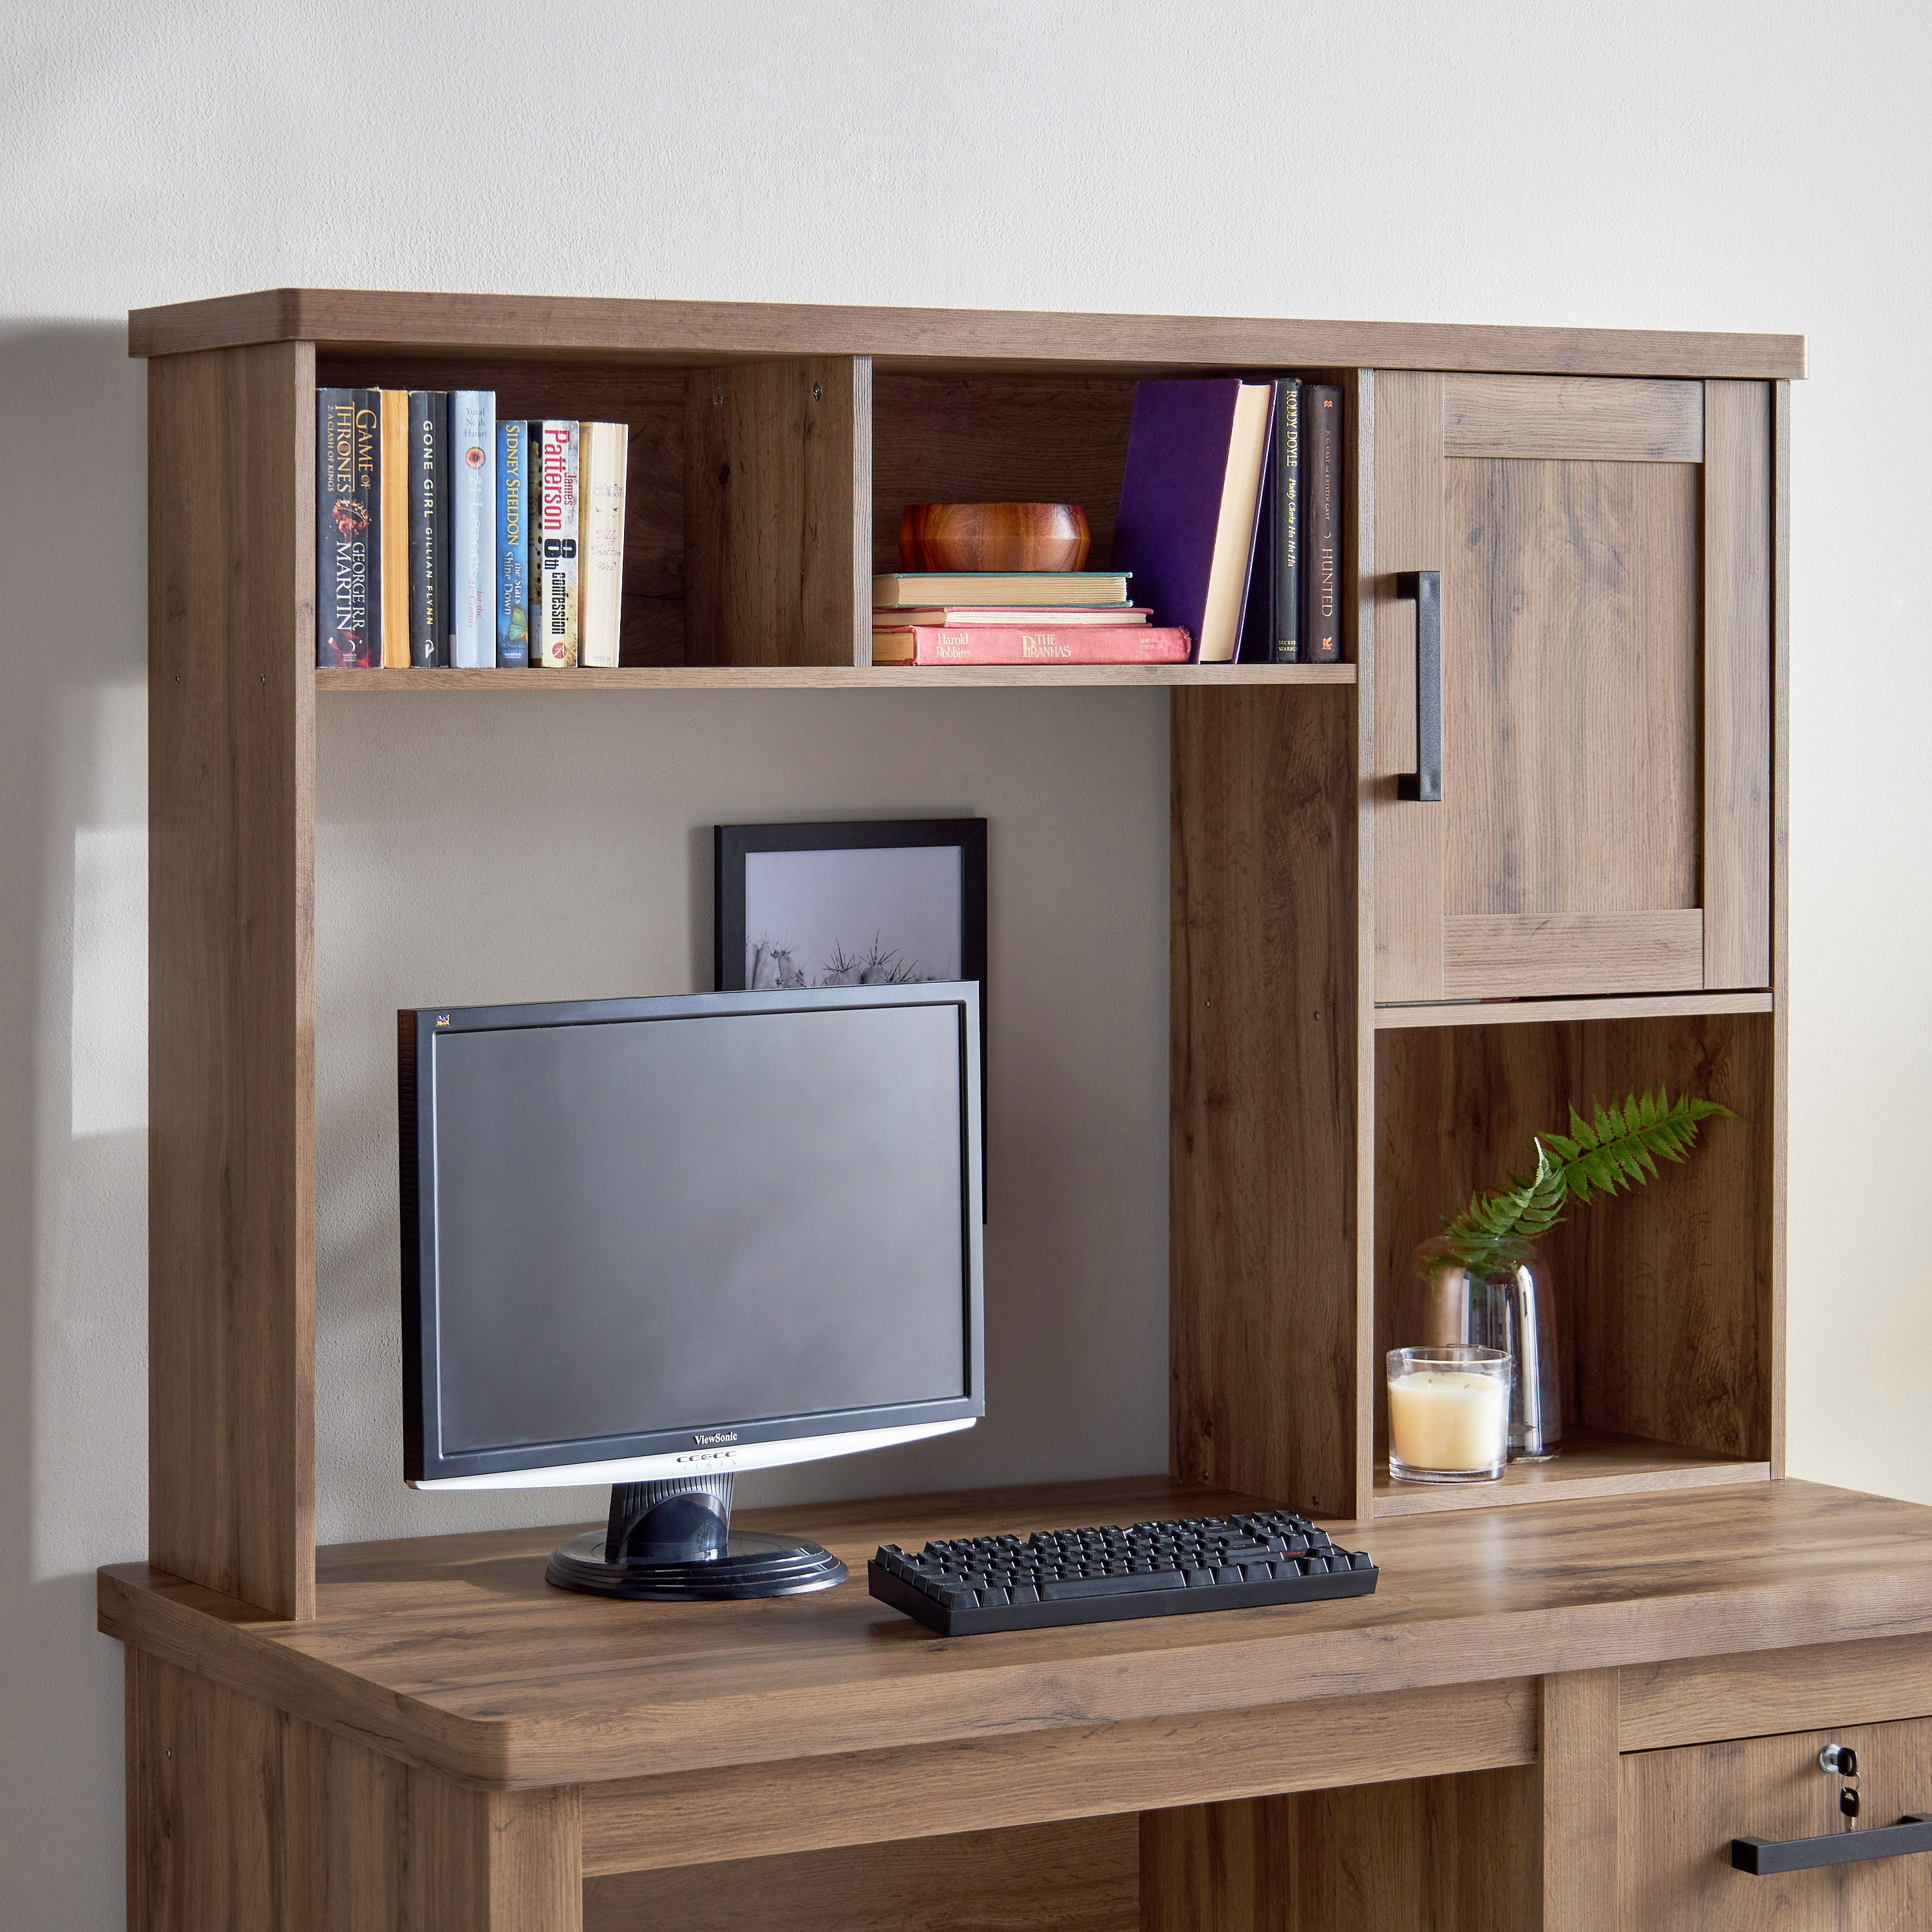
[714,818,989,1202]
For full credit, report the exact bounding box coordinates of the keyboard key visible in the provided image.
[1042,1570,1186,1601]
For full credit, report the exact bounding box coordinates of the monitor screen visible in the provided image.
[401,988,983,1484]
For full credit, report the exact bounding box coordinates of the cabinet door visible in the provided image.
[1620,1715,1932,1930]
[1373,374,1772,1003]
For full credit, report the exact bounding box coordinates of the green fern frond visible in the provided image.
[1441,1088,1734,1259]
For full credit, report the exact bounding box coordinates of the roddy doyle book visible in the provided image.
[317,388,379,667]
[497,417,529,667]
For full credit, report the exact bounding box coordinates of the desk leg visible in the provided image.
[1539,1669,1618,1932]
[126,1649,583,1931]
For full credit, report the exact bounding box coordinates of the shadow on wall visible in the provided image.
[0,321,150,1927]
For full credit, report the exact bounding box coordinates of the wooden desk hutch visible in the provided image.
[104,290,1932,1931]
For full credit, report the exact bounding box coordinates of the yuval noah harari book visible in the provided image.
[316,388,379,667]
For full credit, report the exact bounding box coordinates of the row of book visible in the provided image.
[317,389,628,668]
[871,375,1340,667]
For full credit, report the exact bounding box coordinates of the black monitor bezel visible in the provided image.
[399,984,985,1484]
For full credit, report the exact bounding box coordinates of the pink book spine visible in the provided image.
[877,625,1192,665]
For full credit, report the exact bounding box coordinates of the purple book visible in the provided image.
[1112,379,1273,663]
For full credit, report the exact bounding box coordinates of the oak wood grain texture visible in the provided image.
[1573,1012,1774,1458]
[1171,688,1359,1517]
[126,1650,582,1931]
[1372,1012,1772,1477]
[685,355,869,666]
[580,1678,1533,1875]
[589,1817,1137,1932]
[314,663,1358,690]
[1770,379,1792,1476]
[1348,368,1381,1519]
[1370,370,1445,1001]
[99,1476,1932,1794]
[1443,374,1703,461]
[1622,1633,1932,1750]
[147,342,317,1620]
[126,288,1808,379]
[1141,1772,1539,1932]
[1702,381,1774,989]
[1441,453,1700,924]
[1374,1427,1768,1517]
[1618,1714,1932,1930]
[871,368,1137,573]
[318,354,687,664]
[1441,910,1705,998]
[1374,989,1772,1030]
[1540,1669,1618,1932]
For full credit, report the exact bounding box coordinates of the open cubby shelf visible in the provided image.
[312,663,1359,691]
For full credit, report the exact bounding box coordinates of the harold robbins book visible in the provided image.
[316,388,379,667]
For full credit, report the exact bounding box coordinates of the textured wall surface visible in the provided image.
[3,1,1928,1921]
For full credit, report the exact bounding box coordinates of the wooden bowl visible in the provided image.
[900,502,1091,573]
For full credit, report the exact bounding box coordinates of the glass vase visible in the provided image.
[1403,1235,1562,1460]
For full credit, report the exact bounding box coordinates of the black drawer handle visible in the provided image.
[1732,1814,1932,1875]
[1393,571,1441,803]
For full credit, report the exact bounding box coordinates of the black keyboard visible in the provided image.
[867,1508,1376,1635]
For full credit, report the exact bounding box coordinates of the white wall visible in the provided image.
[3,1,1927,1922]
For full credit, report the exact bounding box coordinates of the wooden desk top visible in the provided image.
[99,1475,1932,1790]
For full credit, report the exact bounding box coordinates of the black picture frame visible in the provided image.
[714,818,989,1206]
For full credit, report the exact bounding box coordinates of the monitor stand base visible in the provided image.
[545,1472,849,1600]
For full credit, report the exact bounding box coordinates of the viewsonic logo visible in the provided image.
[693,1430,739,1447]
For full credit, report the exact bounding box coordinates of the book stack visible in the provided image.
[1112,375,1341,665]
[317,388,628,670]
[872,569,1191,666]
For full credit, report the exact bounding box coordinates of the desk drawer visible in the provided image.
[1620,1716,1932,1929]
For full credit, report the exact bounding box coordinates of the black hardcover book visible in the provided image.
[1302,384,1340,664]
[408,391,449,667]
[317,387,379,667]
[1273,378,1302,662]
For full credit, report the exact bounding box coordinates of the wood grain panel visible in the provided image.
[1142,1770,1539,1932]
[127,1651,582,1931]
[1374,1428,1766,1517]
[1375,990,1771,1030]
[313,662,1358,690]
[317,354,688,663]
[147,341,316,1620]
[1371,370,1445,1001]
[1541,1670,1618,1932]
[1703,379,1774,988]
[1619,1716,1932,1931]
[1441,911,1704,998]
[1770,379,1791,1475]
[1443,375,1703,461]
[128,287,1810,379]
[100,1477,1932,1795]
[1622,1633,1932,1750]
[1575,1011,1774,1458]
[871,368,1138,573]
[580,1680,1536,1875]
[1172,687,1359,1517]
[685,355,868,666]
[1443,456,1700,923]
[589,1817,1136,1932]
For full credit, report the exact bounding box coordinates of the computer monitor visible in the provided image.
[397,984,984,1600]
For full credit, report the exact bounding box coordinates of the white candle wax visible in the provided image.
[1388,1368,1508,1473]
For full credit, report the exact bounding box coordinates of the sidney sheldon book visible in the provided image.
[535,419,580,668]
[497,417,529,667]
[449,390,497,668]
[316,388,379,667]
[407,392,449,667]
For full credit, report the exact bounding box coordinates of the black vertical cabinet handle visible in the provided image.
[1394,570,1441,803]
[1732,1814,1932,1875]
